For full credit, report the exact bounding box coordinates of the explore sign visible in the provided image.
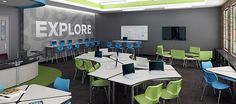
[36,21,92,37]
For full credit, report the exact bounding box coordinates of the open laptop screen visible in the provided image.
[95,51,102,58]
[122,63,135,75]
[149,61,164,71]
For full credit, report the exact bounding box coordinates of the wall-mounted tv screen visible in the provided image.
[162,26,186,41]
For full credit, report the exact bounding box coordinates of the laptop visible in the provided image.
[136,57,149,67]
[123,37,128,41]
[122,63,139,79]
[95,51,102,58]
[149,61,165,74]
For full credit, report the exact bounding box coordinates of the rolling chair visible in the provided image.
[134,41,142,56]
[56,45,66,63]
[106,41,114,51]
[126,42,135,54]
[54,77,70,92]
[115,42,123,53]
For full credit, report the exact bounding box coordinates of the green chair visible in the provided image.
[161,79,183,104]
[156,46,171,61]
[135,83,163,104]
[194,51,213,68]
[73,59,85,82]
[170,49,186,67]
[86,61,109,103]
[185,46,200,57]
[157,45,170,54]
[82,60,96,84]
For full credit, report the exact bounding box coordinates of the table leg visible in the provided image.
[89,76,92,104]
[131,86,134,104]
[108,81,111,104]
[112,82,115,104]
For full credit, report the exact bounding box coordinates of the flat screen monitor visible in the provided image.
[122,63,135,75]
[149,61,164,71]
[162,26,186,41]
[95,51,102,58]
[123,37,128,41]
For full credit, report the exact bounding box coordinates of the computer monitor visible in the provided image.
[122,63,135,75]
[95,51,102,58]
[149,61,164,71]
[123,37,128,40]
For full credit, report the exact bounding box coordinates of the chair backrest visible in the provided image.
[107,41,112,48]
[79,39,83,43]
[126,42,133,48]
[85,38,89,42]
[166,79,183,96]
[75,42,80,49]
[57,45,64,52]
[171,49,185,60]
[0,84,4,93]
[94,63,101,70]
[90,42,95,47]
[90,38,95,42]
[50,40,57,46]
[59,40,65,45]
[201,61,213,70]
[203,69,218,85]
[189,47,200,54]
[83,60,95,72]
[54,77,70,92]
[157,47,164,55]
[115,42,122,48]
[199,51,213,61]
[67,40,72,44]
[75,59,83,69]
[145,83,163,102]
[67,43,73,50]
[134,41,142,47]
[85,42,90,48]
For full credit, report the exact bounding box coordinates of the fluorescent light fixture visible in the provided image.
[164,5,192,9]
[100,1,127,5]
[122,8,145,11]
[2,0,7,2]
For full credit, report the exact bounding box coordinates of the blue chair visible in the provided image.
[59,40,65,46]
[201,61,213,70]
[115,42,123,52]
[56,45,66,63]
[79,39,83,43]
[67,40,72,44]
[90,41,95,51]
[74,42,80,55]
[0,84,4,93]
[134,41,142,55]
[95,40,100,47]
[85,38,89,43]
[90,38,95,42]
[106,41,114,51]
[84,41,90,53]
[201,70,233,104]
[126,42,135,54]
[67,43,74,58]
[50,40,57,46]
[54,77,70,92]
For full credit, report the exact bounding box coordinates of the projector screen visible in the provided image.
[121,25,148,40]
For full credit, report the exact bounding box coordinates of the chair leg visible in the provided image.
[104,87,109,103]
[201,84,207,100]
[177,97,181,104]
[229,88,234,103]
[73,69,78,80]
[217,90,221,104]
[81,71,86,84]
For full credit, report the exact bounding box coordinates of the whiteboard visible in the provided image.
[121,25,148,40]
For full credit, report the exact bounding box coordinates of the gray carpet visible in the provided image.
[41,56,236,104]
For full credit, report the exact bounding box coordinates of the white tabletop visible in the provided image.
[75,53,115,63]
[88,61,123,79]
[208,66,236,80]
[20,84,71,102]
[108,70,181,86]
[112,40,140,43]
[18,96,71,104]
[110,53,133,62]
[0,85,28,104]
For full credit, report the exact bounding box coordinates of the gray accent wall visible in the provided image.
[0,5,19,59]
[95,8,220,55]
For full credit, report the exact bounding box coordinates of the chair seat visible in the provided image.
[164,51,170,54]
[92,79,109,87]
[185,53,199,57]
[161,89,178,100]
[135,94,157,104]
[212,82,230,90]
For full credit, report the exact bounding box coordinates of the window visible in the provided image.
[233,5,236,55]
[224,9,229,51]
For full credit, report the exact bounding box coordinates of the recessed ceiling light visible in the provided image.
[2,0,7,3]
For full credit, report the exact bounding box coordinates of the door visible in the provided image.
[0,16,9,59]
